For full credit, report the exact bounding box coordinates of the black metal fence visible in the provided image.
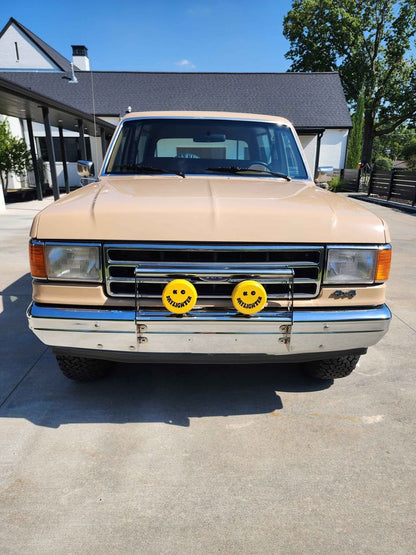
[368,170,416,206]
[338,169,360,192]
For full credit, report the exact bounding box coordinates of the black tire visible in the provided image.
[306,354,360,380]
[56,355,109,382]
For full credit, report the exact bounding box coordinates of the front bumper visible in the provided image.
[28,303,391,362]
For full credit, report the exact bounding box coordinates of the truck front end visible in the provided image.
[27,112,391,381]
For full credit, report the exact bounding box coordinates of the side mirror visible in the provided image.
[315,166,334,184]
[77,160,95,177]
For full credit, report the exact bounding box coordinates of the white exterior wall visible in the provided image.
[0,23,60,71]
[100,116,121,127]
[89,136,104,173]
[319,129,348,170]
[0,115,29,198]
[39,162,81,189]
[298,135,317,176]
[299,130,349,175]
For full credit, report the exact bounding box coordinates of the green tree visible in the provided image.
[372,125,416,161]
[346,87,365,168]
[402,139,416,170]
[0,119,32,193]
[283,0,416,164]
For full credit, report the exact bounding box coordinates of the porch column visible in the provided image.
[77,119,87,160]
[42,107,59,200]
[26,117,43,201]
[314,131,324,180]
[58,125,70,194]
[100,127,107,160]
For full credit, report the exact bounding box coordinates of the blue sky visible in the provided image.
[1,0,294,72]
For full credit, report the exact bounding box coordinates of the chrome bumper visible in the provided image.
[28,303,391,358]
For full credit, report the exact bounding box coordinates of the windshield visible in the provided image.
[105,118,309,180]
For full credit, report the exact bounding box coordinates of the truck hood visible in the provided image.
[32,176,387,243]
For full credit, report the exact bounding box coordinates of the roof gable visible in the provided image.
[0,17,73,72]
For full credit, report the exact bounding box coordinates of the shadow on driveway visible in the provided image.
[1,274,331,428]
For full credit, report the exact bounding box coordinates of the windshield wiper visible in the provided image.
[113,164,185,178]
[205,166,291,181]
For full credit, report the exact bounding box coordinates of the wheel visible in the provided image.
[305,354,360,380]
[55,355,109,382]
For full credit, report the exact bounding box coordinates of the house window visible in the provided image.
[14,42,19,61]
[37,137,91,162]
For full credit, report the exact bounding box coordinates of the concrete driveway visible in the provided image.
[0,197,415,554]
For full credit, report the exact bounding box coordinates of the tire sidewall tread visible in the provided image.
[306,354,360,380]
[56,355,108,382]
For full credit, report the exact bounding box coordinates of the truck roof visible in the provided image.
[121,111,293,126]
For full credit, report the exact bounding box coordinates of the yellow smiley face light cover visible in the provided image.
[162,279,198,314]
[232,280,267,315]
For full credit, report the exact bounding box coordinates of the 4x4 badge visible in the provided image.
[331,290,357,299]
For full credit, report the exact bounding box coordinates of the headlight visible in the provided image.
[324,248,377,284]
[44,244,101,282]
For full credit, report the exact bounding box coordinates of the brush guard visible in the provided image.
[134,264,295,349]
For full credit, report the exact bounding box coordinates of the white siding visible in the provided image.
[299,130,349,174]
[39,162,81,189]
[298,135,317,176]
[0,23,60,71]
[319,129,348,170]
[90,136,104,172]
[100,116,121,127]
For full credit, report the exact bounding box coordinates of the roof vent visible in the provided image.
[71,44,90,71]
[68,62,78,84]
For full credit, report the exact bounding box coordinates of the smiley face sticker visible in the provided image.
[232,280,267,315]
[162,279,197,314]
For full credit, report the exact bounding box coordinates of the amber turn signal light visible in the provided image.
[375,247,392,282]
[29,242,47,278]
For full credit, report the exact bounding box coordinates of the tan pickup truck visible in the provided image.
[27,111,392,381]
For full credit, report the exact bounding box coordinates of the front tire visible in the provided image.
[56,355,109,382]
[305,354,360,380]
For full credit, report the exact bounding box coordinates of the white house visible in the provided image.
[0,17,351,209]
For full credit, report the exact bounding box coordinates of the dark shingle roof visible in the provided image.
[0,71,351,129]
[0,18,74,72]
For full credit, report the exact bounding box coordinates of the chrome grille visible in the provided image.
[104,243,324,300]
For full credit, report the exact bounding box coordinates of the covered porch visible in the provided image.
[0,75,115,210]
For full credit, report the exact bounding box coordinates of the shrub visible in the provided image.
[0,119,32,193]
[401,139,416,171]
[327,176,348,191]
[373,157,393,171]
